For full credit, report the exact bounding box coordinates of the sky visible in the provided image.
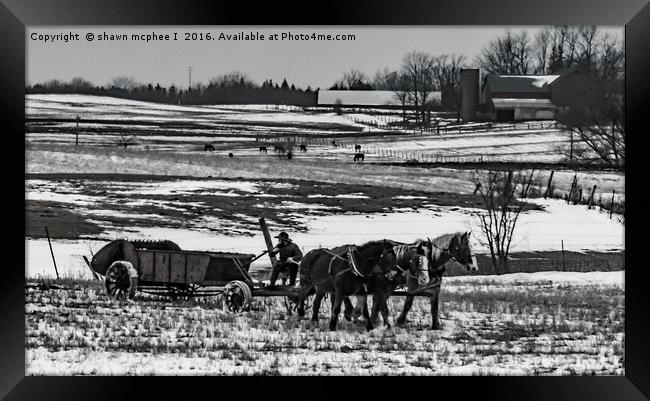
[26,26,623,90]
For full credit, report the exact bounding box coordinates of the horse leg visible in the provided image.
[311,290,324,322]
[369,294,380,327]
[370,292,386,327]
[329,290,345,331]
[381,299,391,329]
[430,287,442,330]
[360,294,374,331]
[297,283,313,318]
[396,295,414,327]
[343,297,353,321]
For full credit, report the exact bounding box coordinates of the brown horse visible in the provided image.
[394,232,478,329]
[297,240,397,331]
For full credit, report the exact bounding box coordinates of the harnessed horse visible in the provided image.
[396,232,478,329]
[297,240,397,331]
[351,233,478,329]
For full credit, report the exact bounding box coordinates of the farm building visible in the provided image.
[317,90,441,108]
[479,68,603,122]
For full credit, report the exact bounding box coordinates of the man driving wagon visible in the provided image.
[268,232,303,288]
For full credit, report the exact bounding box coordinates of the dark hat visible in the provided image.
[274,232,292,242]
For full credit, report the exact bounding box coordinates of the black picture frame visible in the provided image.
[3,0,649,399]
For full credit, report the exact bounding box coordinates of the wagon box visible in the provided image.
[137,249,255,285]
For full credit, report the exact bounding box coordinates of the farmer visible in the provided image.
[268,232,303,288]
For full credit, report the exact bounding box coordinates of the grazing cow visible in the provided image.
[228,152,234,158]
[259,146,268,153]
[204,144,215,151]
[331,140,338,148]
[287,152,293,160]
[355,144,361,152]
[299,144,307,152]
[353,153,365,162]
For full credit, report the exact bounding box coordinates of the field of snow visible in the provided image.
[25,270,624,375]
[26,94,581,163]
[26,173,624,279]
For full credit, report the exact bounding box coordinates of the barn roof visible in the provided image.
[318,90,441,106]
[492,98,558,109]
[485,74,560,94]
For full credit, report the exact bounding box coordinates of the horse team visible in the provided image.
[296,232,478,331]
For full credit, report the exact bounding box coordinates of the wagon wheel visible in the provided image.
[223,280,253,313]
[284,294,311,316]
[105,261,138,300]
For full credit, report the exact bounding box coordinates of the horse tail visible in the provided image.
[298,249,318,286]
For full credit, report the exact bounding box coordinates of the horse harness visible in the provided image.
[321,246,367,278]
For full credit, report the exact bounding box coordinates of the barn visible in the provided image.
[481,74,560,121]
[479,68,603,122]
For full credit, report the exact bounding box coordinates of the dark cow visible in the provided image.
[331,140,339,148]
[204,144,215,151]
[274,145,286,153]
[299,144,307,152]
[228,153,234,158]
[287,152,293,160]
[353,153,365,162]
[259,146,268,153]
[355,144,361,152]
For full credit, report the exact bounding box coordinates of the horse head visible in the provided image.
[362,240,397,277]
[448,232,478,272]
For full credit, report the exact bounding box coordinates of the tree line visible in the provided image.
[26,72,318,106]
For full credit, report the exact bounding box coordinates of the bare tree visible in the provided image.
[473,170,525,274]
[475,31,533,75]
[557,94,624,168]
[110,76,138,91]
[596,33,625,83]
[433,54,466,111]
[533,28,552,74]
[400,51,436,126]
[331,69,372,90]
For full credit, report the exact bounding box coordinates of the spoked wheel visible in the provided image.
[105,261,138,300]
[286,294,312,317]
[284,294,311,315]
[223,280,253,313]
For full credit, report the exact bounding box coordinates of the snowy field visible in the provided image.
[25,94,625,376]
[25,270,623,375]
[26,174,624,279]
[26,94,577,163]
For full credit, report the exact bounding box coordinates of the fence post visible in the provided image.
[609,190,616,218]
[576,188,583,205]
[45,226,60,279]
[567,174,577,204]
[561,240,566,271]
[544,171,555,199]
[522,169,535,198]
[587,185,597,209]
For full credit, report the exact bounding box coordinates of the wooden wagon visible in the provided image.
[88,218,309,312]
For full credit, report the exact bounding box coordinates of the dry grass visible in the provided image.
[25,275,624,375]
